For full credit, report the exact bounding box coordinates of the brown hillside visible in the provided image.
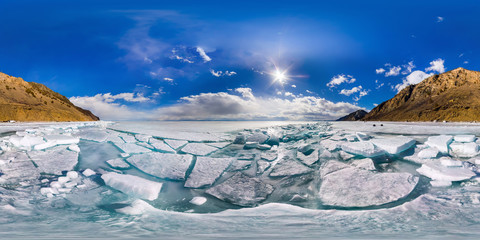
[0,72,99,122]
[363,67,480,122]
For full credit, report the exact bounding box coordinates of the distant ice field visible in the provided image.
[1,120,480,239]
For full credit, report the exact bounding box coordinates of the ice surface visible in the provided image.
[430,180,452,187]
[454,135,476,143]
[102,172,162,201]
[206,142,231,149]
[185,157,233,188]
[206,172,274,206]
[341,141,385,158]
[350,158,376,171]
[269,156,313,177]
[135,134,151,142]
[425,135,453,154]
[0,152,40,184]
[233,134,246,144]
[416,160,476,182]
[127,152,193,180]
[82,169,96,177]
[260,151,277,161]
[190,196,207,206]
[370,136,416,155]
[116,199,157,215]
[320,139,340,151]
[164,139,189,150]
[319,161,418,207]
[68,144,80,152]
[74,129,108,142]
[106,158,131,169]
[296,149,319,166]
[257,144,272,150]
[27,146,78,175]
[339,151,355,161]
[256,160,271,174]
[418,148,439,159]
[237,153,255,160]
[114,142,151,154]
[148,138,175,152]
[180,143,218,156]
[227,160,252,172]
[449,142,479,157]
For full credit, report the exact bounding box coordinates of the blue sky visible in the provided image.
[1,0,479,120]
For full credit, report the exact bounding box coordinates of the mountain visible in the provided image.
[363,67,480,122]
[0,72,99,121]
[337,110,368,121]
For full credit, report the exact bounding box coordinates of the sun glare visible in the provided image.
[273,69,287,84]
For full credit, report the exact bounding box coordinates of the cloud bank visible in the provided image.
[71,88,363,121]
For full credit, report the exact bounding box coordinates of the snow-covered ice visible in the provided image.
[341,141,385,158]
[180,143,218,156]
[425,135,453,154]
[269,156,313,177]
[416,160,476,182]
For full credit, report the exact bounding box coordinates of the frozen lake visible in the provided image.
[1,120,480,239]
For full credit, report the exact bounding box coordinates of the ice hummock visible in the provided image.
[425,135,453,154]
[416,159,476,182]
[101,172,163,201]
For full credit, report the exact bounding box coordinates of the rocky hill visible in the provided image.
[337,110,368,121]
[0,72,99,121]
[363,67,480,122]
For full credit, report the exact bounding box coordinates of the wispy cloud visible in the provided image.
[437,16,444,22]
[210,69,237,77]
[327,74,356,88]
[196,47,212,62]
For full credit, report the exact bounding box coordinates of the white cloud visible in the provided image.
[70,95,150,120]
[235,87,255,100]
[437,16,444,22]
[305,90,313,94]
[464,61,469,64]
[376,68,386,74]
[154,89,363,120]
[98,92,150,103]
[401,61,415,75]
[327,74,356,88]
[210,69,237,77]
[196,47,212,62]
[394,70,433,92]
[385,66,401,77]
[339,86,363,96]
[163,77,174,82]
[375,80,384,89]
[291,85,297,88]
[284,92,295,97]
[425,58,445,73]
[144,57,153,64]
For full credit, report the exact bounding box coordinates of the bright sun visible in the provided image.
[273,69,287,84]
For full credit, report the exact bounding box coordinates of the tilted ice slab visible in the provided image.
[148,138,174,152]
[180,143,218,156]
[350,158,376,171]
[370,136,416,155]
[27,146,78,175]
[454,135,476,143]
[449,142,479,158]
[319,161,418,207]
[101,172,163,201]
[296,149,319,166]
[34,134,80,150]
[206,172,274,207]
[425,135,453,154]
[269,156,313,177]
[416,160,476,182]
[417,148,440,159]
[127,152,193,180]
[340,141,385,158]
[184,157,233,188]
